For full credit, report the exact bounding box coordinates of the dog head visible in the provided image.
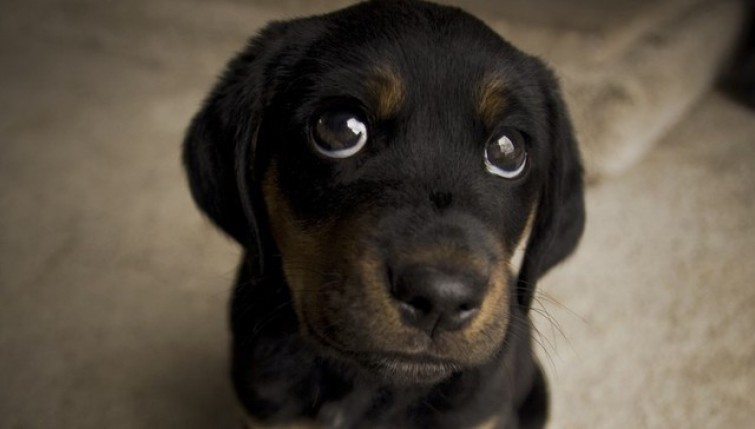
[184,0,584,385]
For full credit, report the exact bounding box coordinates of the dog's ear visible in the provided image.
[516,72,586,311]
[183,21,307,273]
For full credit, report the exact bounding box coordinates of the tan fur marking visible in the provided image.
[478,76,507,126]
[262,164,405,350]
[510,207,538,277]
[357,245,414,347]
[459,238,509,363]
[472,416,500,429]
[262,162,328,324]
[368,65,405,118]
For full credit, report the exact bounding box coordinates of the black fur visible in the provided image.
[184,1,585,428]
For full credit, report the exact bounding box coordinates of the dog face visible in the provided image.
[184,0,584,386]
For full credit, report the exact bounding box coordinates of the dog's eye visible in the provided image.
[484,129,528,179]
[312,111,368,158]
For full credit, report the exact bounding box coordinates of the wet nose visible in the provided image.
[390,265,486,335]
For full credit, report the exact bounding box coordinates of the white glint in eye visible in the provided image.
[346,118,366,138]
[495,135,515,156]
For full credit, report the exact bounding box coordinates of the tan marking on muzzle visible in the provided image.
[263,164,405,349]
[457,241,509,362]
[262,162,329,323]
[356,245,415,347]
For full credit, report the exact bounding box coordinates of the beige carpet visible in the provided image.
[1,0,753,427]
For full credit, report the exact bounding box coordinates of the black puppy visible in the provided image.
[184,1,585,427]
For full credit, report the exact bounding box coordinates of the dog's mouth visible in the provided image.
[303,318,461,385]
[355,352,462,385]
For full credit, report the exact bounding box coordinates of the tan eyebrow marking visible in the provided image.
[367,65,405,118]
[478,76,507,126]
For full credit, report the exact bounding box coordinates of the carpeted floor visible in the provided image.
[537,92,755,427]
[1,0,753,427]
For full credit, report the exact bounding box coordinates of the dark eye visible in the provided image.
[484,128,528,179]
[312,110,368,158]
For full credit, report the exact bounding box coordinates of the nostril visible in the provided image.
[454,301,481,325]
[457,302,475,313]
[456,304,480,324]
[406,297,433,315]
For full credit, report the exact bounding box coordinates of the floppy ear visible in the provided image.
[516,73,586,311]
[183,21,304,274]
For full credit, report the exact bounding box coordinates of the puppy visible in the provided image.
[183,1,585,428]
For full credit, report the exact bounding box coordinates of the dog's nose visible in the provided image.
[390,265,485,334]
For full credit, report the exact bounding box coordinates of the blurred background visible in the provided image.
[1,0,753,427]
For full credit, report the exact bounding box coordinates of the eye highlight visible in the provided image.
[484,128,528,179]
[312,110,368,159]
